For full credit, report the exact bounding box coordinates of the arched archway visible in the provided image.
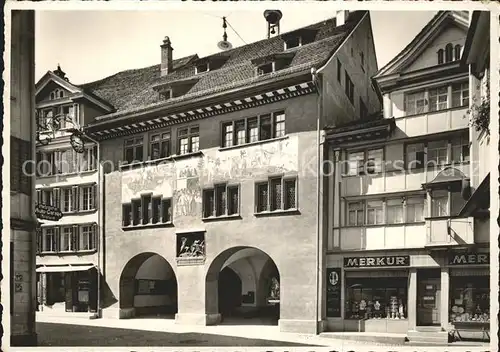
[119,252,177,319]
[206,246,280,326]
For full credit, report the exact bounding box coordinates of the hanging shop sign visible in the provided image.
[343,255,410,268]
[448,252,490,265]
[326,268,342,318]
[35,203,63,221]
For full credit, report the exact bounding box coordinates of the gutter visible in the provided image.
[310,10,368,335]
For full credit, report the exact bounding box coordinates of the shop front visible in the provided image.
[325,249,490,341]
[36,264,98,314]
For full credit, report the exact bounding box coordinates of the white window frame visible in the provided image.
[347,201,364,226]
[386,198,404,224]
[366,200,384,225]
[451,82,469,108]
[427,140,449,167]
[62,188,73,213]
[346,148,383,176]
[406,196,425,223]
[404,91,426,115]
[80,185,94,211]
[79,225,95,251]
[60,226,75,252]
[42,228,57,252]
[428,86,448,112]
[431,190,449,217]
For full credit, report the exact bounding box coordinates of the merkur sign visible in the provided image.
[448,252,489,265]
[344,255,410,268]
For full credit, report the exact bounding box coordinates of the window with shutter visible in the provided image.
[92,224,98,251]
[92,184,97,210]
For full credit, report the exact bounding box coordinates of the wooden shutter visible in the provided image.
[36,190,42,205]
[92,223,98,251]
[92,184,98,210]
[72,225,79,251]
[54,227,60,252]
[71,186,78,211]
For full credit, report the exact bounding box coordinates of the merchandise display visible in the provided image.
[449,280,490,324]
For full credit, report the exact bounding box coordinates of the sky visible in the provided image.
[34,9,437,85]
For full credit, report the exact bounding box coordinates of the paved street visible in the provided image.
[36,322,323,347]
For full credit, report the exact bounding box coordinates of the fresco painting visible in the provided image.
[121,163,175,201]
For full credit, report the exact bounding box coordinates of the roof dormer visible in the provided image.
[194,55,230,75]
[251,52,296,76]
[281,28,318,50]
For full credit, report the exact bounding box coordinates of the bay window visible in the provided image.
[406,196,425,223]
[386,198,404,224]
[451,82,469,108]
[431,190,449,217]
[406,143,425,169]
[428,86,448,112]
[404,91,426,115]
[346,148,383,176]
[404,81,469,115]
[347,202,364,226]
[427,140,448,167]
[366,200,384,225]
[451,135,470,163]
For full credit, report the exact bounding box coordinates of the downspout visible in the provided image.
[311,67,323,334]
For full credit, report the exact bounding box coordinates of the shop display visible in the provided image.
[449,279,490,324]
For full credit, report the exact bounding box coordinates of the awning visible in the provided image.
[458,173,490,217]
[36,264,95,273]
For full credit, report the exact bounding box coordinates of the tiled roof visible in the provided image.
[78,11,366,121]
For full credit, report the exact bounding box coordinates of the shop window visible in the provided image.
[124,137,144,164]
[406,196,425,222]
[347,202,364,226]
[149,132,171,160]
[345,277,408,320]
[386,198,404,224]
[255,177,297,213]
[366,200,384,225]
[203,184,240,218]
[451,82,469,108]
[449,276,489,324]
[177,126,199,155]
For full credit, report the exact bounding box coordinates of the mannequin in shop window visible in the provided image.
[373,300,381,319]
[359,300,367,318]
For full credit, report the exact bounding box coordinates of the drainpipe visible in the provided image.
[311,67,323,335]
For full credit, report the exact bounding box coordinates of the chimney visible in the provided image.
[336,11,349,26]
[161,36,174,76]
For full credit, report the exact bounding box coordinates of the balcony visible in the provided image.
[425,217,474,247]
[332,223,427,251]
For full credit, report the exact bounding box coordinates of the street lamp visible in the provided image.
[36,112,103,319]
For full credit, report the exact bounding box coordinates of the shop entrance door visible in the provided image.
[417,270,441,326]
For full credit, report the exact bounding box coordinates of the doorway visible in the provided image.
[417,269,441,326]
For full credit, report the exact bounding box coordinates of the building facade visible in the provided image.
[34,67,110,316]
[71,10,382,333]
[323,11,491,343]
[9,9,38,346]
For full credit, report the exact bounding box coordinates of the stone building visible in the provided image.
[77,10,381,333]
[324,11,491,343]
[9,9,38,346]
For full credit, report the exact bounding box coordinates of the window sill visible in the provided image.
[340,222,425,229]
[202,214,242,222]
[254,209,300,217]
[37,169,97,180]
[343,172,383,178]
[38,249,97,256]
[424,216,464,221]
[400,105,468,119]
[61,209,97,215]
[119,151,204,170]
[122,222,174,231]
[219,135,289,152]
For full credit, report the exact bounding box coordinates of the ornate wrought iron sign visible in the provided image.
[36,111,86,153]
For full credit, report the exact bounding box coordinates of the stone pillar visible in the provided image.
[175,264,215,325]
[408,268,417,330]
[440,267,450,329]
[9,9,37,347]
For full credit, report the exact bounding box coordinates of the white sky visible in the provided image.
[34,9,437,84]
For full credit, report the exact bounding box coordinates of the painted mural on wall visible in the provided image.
[120,137,299,221]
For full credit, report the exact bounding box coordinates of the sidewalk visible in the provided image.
[36,313,491,349]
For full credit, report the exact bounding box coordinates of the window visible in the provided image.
[122,196,172,227]
[437,49,444,64]
[203,184,240,218]
[451,82,469,107]
[360,98,368,119]
[428,86,448,112]
[451,134,470,163]
[195,63,209,74]
[405,91,426,115]
[346,148,383,176]
[386,198,404,224]
[427,140,448,167]
[42,228,57,252]
[337,59,342,83]
[150,132,171,160]
[255,177,297,213]
[177,126,199,155]
[78,146,97,172]
[449,276,490,324]
[221,111,285,147]
[80,185,96,211]
[62,188,73,213]
[406,143,425,169]
[454,45,462,61]
[257,63,274,75]
[79,225,96,251]
[347,202,364,226]
[285,37,300,49]
[124,137,144,163]
[159,90,172,100]
[345,71,354,104]
[445,44,453,63]
[406,196,425,223]
[366,200,383,225]
[60,226,77,252]
[431,190,449,217]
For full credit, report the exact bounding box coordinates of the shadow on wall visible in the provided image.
[101,277,118,309]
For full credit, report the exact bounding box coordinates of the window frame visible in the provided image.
[255,176,298,214]
[177,125,200,155]
[257,62,275,76]
[221,111,286,148]
[346,148,384,176]
[202,183,241,219]
[124,136,144,164]
[404,81,469,116]
[149,130,171,160]
[122,195,173,228]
